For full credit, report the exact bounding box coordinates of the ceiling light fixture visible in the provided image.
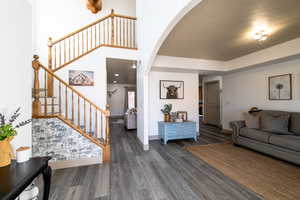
[251,23,270,42]
[252,30,268,41]
[113,81,117,84]
[132,64,137,69]
[114,73,119,77]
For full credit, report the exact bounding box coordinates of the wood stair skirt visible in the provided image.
[32,55,111,163]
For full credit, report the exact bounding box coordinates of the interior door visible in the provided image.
[204,81,220,126]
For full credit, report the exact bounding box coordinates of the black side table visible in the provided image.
[0,157,52,200]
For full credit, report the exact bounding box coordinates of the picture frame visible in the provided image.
[268,74,292,100]
[160,80,184,99]
[69,70,94,86]
[177,111,188,121]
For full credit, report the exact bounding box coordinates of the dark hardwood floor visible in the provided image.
[43,123,262,200]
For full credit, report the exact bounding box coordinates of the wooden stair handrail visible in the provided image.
[48,9,137,73]
[33,55,108,116]
[50,14,112,46]
[49,11,137,46]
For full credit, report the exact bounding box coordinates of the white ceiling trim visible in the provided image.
[154,37,300,73]
[153,55,227,71]
[227,37,300,71]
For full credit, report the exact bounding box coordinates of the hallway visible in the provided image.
[47,123,261,200]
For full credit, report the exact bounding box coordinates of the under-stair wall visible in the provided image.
[32,118,102,169]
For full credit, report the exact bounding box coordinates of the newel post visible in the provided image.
[32,55,41,117]
[111,9,115,46]
[103,104,111,162]
[47,37,54,97]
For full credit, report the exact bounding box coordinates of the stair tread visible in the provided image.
[39,96,57,98]
[32,88,47,91]
[42,112,60,115]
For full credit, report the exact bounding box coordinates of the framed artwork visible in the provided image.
[269,74,292,100]
[177,111,188,121]
[69,70,94,86]
[160,80,184,99]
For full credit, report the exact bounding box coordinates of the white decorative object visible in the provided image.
[175,118,183,123]
[17,183,39,200]
[16,147,31,163]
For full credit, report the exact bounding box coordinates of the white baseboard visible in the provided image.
[136,136,149,151]
[49,157,102,170]
[149,133,200,140]
[149,135,160,141]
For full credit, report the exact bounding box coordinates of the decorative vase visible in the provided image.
[0,137,14,167]
[164,114,171,122]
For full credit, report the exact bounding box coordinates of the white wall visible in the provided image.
[107,84,136,116]
[0,1,32,153]
[222,58,300,129]
[55,47,138,112]
[149,71,199,136]
[33,0,136,63]
[136,0,203,148]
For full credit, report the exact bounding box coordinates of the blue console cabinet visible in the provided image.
[158,121,197,144]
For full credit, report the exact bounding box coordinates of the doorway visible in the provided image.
[204,81,221,127]
[106,58,137,129]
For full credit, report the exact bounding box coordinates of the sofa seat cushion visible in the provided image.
[240,128,272,143]
[269,135,300,152]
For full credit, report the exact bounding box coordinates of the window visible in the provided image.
[128,91,136,109]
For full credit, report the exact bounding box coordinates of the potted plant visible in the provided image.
[0,108,31,167]
[161,104,172,122]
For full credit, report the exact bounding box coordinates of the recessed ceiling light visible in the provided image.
[132,64,137,69]
[113,81,117,84]
[114,73,119,77]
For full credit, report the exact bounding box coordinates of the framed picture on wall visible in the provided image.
[268,74,292,100]
[69,70,94,86]
[160,80,184,99]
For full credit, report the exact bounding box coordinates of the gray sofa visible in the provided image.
[230,110,300,165]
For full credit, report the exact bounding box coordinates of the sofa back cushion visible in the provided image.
[290,113,300,135]
[243,112,260,129]
[260,111,291,135]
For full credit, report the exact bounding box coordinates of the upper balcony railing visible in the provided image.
[48,9,137,72]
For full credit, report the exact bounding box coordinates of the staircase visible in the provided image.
[32,10,137,163]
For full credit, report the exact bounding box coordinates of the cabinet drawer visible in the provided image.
[165,124,181,136]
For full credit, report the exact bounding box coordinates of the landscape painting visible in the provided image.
[69,70,94,86]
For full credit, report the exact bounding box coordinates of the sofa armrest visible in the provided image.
[230,120,246,142]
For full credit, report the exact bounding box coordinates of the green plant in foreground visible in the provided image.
[160,104,172,114]
[0,124,17,141]
[0,107,31,141]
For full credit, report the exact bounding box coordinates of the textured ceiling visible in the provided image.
[158,0,300,61]
[107,58,137,84]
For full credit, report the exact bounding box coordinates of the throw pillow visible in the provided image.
[261,114,291,135]
[243,112,260,129]
[290,113,300,136]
